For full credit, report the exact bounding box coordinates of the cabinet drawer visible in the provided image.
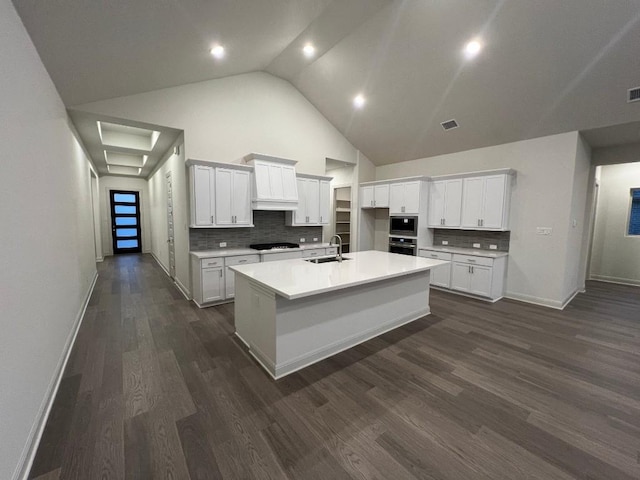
[225,254,259,267]
[302,248,325,258]
[201,257,223,268]
[452,254,494,267]
[419,250,452,261]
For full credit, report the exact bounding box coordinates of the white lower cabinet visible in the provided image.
[224,254,260,299]
[202,267,224,303]
[420,250,507,301]
[418,250,452,288]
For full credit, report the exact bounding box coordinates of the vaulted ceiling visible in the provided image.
[13,0,640,165]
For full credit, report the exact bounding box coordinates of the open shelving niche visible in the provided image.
[334,186,351,253]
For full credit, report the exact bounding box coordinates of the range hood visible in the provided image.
[244,153,299,211]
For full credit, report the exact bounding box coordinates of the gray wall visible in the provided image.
[0,1,97,478]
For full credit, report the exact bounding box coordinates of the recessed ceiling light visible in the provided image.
[353,94,366,108]
[303,44,316,58]
[464,39,482,59]
[210,45,225,59]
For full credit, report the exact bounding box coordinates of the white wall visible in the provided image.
[99,176,151,256]
[376,132,586,308]
[590,162,640,286]
[75,72,359,176]
[147,140,190,295]
[0,1,97,478]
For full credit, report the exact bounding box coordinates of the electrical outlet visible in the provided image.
[441,240,449,245]
[219,242,227,248]
[313,238,318,242]
[489,244,498,250]
[572,219,578,228]
[299,238,306,243]
[536,227,552,235]
[473,243,481,249]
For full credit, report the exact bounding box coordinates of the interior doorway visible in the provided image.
[109,190,142,254]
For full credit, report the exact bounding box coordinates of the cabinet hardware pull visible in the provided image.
[471,266,474,274]
[211,216,214,224]
[481,219,484,226]
[239,260,247,263]
[219,270,223,277]
[468,266,471,273]
[468,259,476,263]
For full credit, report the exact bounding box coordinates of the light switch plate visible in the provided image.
[441,240,449,245]
[473,243,481,248]
[219,242,227,248]
[489,244,498,250]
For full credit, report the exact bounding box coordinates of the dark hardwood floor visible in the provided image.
[29,254,640,479]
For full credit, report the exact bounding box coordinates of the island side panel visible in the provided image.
[234,274,278,374]
[273,270,431,378]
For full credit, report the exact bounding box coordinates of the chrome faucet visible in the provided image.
[329,234,343,262]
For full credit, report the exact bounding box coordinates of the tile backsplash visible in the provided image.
[433,229,510,251]
[190,211,323,250]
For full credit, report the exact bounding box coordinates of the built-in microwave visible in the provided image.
[389,216,418,236]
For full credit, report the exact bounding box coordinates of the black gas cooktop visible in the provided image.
[249,242,300,250]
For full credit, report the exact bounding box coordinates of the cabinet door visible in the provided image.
[402,182,421,214]
[461,177,484,228]
[443,179,463,227]
[374,184,389,208]
[254,163,272,199]
[389,183,405,214]
[232,170,252,225]
[361,186,374,208]
[267,164,284,199]
[193,165,214,226]
[480,175,506,229]
[431,263,452,288]
[450,263,471,292]
[293,178,307,224]
[319,180,330,224]
[281,166,298,201]
[214,168,233,225]
[202,267,224,303]
[428,181,445,227]
[469,265,492,297]
[306,179,320,224]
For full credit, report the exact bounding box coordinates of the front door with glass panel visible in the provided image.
[110,190,142,254]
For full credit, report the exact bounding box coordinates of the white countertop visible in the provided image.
[230,250,448,300]
[419,246,509,258]
[190,243,335,259]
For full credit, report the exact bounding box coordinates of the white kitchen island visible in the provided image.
[230,250,448,379]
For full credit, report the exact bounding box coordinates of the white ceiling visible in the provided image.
[13,0,640,166]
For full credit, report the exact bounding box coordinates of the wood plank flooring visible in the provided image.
[30,254,640,479]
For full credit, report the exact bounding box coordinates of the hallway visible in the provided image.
[29,254,640,479]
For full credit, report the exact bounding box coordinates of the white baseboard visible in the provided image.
[14,271,99,480]
[590,275,640,287]
[150,252,191,300]
[504,291,565,310]
[96,256,104,262]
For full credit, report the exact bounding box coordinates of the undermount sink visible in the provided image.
[305,256,351,264]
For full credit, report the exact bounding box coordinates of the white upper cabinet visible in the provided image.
[191,165,215,226]
[286,175,332,226]
[389,181,421,215]
[460,174,510,230]
[188,161,253,228]
[429,179,462,227]
[360,184,390,208]
[319,180,330,224]
[215,168,252,226]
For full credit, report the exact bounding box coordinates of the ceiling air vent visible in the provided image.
[441,119,459,131]
[628,87,640,103]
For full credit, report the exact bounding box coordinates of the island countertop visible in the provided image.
[229,250,448,300]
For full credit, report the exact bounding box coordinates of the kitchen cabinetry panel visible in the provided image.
[418,249,452,288]
[389,181,421,215]
[361,186,374,208]
[361,184,390,209]
[461,174,509,230]
[428,179,462,227]
[286,175,331,226]
[202,267,224,303]
[225,254,259,299]
[192,165,215,226]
